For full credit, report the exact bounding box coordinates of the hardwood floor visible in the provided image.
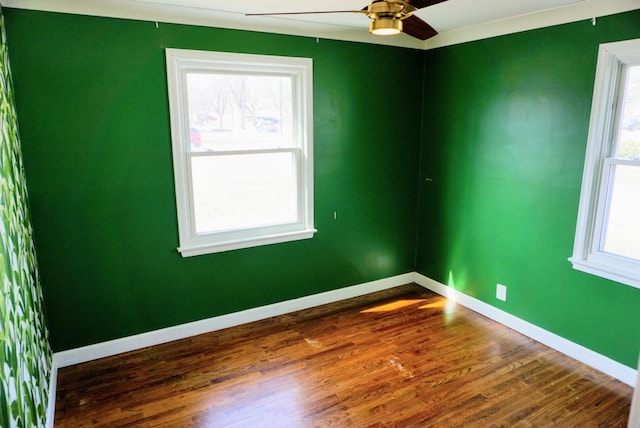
[55,284,633,427]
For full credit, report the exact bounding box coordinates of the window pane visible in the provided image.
[602,164,640,261]
[191,152,298,234]
[186,73,293,151]
[618,66,640,160]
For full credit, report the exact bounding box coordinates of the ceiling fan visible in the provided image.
[246,0,449,40]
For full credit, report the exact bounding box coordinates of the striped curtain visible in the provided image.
[0,6,52,428]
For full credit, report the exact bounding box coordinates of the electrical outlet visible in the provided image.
[496,283,507,301]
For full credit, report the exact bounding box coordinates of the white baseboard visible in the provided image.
[413,273,638,387]
[630,354,640,427]
[46,356,58,428]
[46,272,411,426]
[53,272,414,368]
[46,270,637,427]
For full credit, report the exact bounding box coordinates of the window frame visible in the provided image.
[570,38,640,289]
[165,48,316,257]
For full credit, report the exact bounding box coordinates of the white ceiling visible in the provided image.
[3,0,639,49]
[135,0,584,30]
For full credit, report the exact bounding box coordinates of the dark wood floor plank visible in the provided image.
[54,284,632,427]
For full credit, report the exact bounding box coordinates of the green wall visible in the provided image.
[416,10,640,368]
[4,9,422,352]
[4,5,640,371]
[0,7,51,426]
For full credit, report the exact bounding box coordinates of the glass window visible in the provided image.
[570,40,640,288]
[599,66,640,261]
[190,152,299,234]
[166,49,315,256]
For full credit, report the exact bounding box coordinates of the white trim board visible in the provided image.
[3,0,638,51]
[48,273,410,426]
[424,0,640,50]
[46,357,58,428]
[46,271,637,426]
[53,272,414,368]
[413,273,638,387]
[52,271,638,384]
[629,353,640,427]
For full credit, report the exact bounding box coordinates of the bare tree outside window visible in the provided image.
[186,73,293,151]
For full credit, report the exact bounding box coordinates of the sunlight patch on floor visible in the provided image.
[360,299,427,313]
[419,299,448,309]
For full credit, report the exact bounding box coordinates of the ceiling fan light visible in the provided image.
[370,18,402,36]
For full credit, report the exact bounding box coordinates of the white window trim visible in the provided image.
[166,48,316,257]
[570,38,640,289]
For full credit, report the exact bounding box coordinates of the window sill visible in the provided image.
[178,228,317,257]
[569,257,640,289]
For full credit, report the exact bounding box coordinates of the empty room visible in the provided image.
[1,0,640,426]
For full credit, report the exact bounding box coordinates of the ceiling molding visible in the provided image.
[424,0,640,49]
[2,0,638,50]
[0,0,426,49]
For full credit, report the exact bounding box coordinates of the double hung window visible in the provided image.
[570,39,640,288]
[166,49,315,256]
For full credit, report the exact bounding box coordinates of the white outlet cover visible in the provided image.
[496,283,507,301]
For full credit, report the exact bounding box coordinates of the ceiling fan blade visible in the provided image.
[405,0,448,9]
[246,10,359,16]
[402,14,437,40]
